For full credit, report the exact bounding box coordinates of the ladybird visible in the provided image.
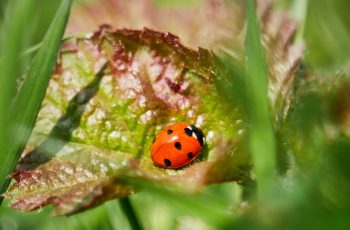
[151,123,204,169]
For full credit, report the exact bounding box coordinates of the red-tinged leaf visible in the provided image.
[4,28,249,215]
[4,0,305,216]
[67,0,303,122]
[67,0,245,51]
[258,0,304,123]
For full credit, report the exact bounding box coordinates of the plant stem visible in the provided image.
[119,197,143,230]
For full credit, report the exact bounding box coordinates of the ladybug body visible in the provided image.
[151,123,204,169]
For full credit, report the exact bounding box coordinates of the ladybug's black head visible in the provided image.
[190,125,204,146]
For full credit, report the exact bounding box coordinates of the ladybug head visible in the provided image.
[190,125,204,146]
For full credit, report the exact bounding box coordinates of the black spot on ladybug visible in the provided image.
[184,128,193,137]
[187,152,193,159]
[164,159,171,166]
[153,137,156,143]
[175,142,182,150]
[167,129,173,135]
[190,125,204,146]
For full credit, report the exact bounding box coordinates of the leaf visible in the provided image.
[4,0,305,216]
[257,0,304,124]
[70,0,304,123]
[67,0,245,51]
[4,28,250,215]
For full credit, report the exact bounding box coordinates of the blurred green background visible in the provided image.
[1,0,350,229]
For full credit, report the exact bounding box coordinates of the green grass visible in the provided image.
[0,0,73,203]
[119,198,143,230]
[244,0,277,201]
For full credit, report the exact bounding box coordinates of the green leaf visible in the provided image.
[4,28,249,215]
[0,0,72,201]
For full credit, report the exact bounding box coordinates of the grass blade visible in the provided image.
[245,0,276,200]
[0,0,36,201]
[0,0,73,203]
[119,198,143,230]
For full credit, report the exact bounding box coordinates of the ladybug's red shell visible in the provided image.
[151,123,204,169]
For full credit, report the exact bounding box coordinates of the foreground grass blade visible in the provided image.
[245,0,276,200]
[0,0,33,111]
[0,0,35,202]
[0,0,73,203]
